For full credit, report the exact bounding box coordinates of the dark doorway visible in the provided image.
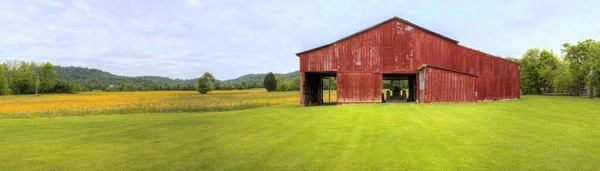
[382,74,416,103]
[303,72,336,106]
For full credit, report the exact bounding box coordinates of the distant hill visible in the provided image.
[230,71,300,82]
[55,66,299,91]
[55,66,196,91]
[218,71,300,90]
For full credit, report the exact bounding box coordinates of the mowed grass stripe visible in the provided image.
[1,96,599,170]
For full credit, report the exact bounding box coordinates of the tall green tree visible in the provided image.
[538,50,560,93]
[263,72,277,92]
[11,61,36,94]
[563,39,600,96]
[38,62,58,93]
[0,64,10,95]
[552,62,576,93]
[519,49,560,94]
[588,45,600,96]
[5,60,19,89]
[197,72,215,94]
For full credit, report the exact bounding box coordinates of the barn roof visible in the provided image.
[296,16,459,56]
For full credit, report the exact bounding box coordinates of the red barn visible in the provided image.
[297,16,520,106]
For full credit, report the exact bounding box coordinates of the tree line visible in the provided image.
[215,71,300,91]
[511,39,600,97]
[197,72,302,94]
[56,66,197,91]
[214,80,264,90]
[262,72,299,92]
[0,60,80,95]
[54,66,302,91]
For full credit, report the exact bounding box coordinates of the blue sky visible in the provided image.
[1,0,599,79]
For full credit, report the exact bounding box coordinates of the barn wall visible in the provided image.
[332,19,463,74]
[416,70,423,103]
[475,55,520,101]
[298,19,475,74]
[384,20,459,73]
[336,72,382,104]
[298,46,337,72]
[406,23,456,72]
[451,45,480,75]
[336,23,386,73]
[419,67,477,103]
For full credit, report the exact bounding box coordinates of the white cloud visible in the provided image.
[185,0,203,8]
[73,1,91,12]
[1,0,600,79]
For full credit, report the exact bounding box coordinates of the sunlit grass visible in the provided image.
[0,96,598,170]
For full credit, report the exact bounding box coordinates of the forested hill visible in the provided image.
[55,66,300,91]
[54,66,196,91]
[233,71,300,82]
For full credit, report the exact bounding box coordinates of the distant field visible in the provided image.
[1,96,599,170]
[0,89,414,118]
[0,89,302,118]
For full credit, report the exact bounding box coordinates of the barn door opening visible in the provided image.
[303,72,336,106]
[382,74,416,103]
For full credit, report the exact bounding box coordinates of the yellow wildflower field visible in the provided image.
[0,89,338,118]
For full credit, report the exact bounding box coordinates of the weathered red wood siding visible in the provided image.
[379,19,459,73]
[298,46,337,72]
[475,54,520,101]
[336,23,387,73]
[297,17,520,105]
[298,19,464,74]
[336,73,382,104]
[418,66,477,103]
[445,45,520,101]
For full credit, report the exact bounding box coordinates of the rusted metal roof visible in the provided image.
[296,16,459,56]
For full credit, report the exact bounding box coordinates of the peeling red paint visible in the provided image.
[297,17,520,105]
[418,66,477,103]
[336,72,382,104]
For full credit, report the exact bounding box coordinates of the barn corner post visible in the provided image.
[299,72,305,107]
[297,16,520,105]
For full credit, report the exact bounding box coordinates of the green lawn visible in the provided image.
[1,96,599,170]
